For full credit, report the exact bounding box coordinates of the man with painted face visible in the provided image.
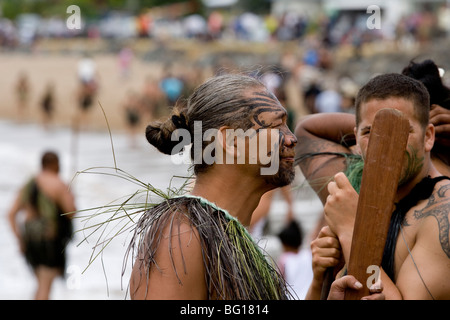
[296,73,450,299]
[127,73,383,300]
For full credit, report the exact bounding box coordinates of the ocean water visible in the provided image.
[0,120,322,300]
[0,120,191,299]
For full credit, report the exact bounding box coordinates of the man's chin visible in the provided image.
[263,167,295,188]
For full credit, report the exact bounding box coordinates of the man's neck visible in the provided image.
[190,170,271,226]
[396,161,441,202]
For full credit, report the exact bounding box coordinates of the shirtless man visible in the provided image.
[8,151,76,300]
[296,73,450,299]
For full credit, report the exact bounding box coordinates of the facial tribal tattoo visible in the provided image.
[247,92,284,128]
[236,90,295,186]
[399,145,425,186]
[245,91,291,153]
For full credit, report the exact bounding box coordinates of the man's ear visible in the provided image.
[424,123,435,153]
[353,126,359,145]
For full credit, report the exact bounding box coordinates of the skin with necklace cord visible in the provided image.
[296,73,450,300]
[128,74,384,300]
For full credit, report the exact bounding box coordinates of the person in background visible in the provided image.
[15,72,31,121]
[8,151,76,300]
[40,82,55,129]
[76,54,99,130]
[402,59,450,176]
[122,89,143,147]
[277,219,313,299]
[249,185,294,240]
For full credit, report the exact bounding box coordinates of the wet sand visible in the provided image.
[0,51,164,132]
[0,120,193,299]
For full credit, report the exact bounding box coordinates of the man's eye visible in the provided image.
[271,122,283,128]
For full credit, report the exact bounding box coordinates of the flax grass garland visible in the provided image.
[126,196,293,299]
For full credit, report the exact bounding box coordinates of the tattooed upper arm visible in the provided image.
[294,134,350,204]
[294,113,356,203]
[413,181,450,258]
[398,180,450,299]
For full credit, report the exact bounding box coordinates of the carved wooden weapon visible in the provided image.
[345,108,409,299]
[320,108,410,299]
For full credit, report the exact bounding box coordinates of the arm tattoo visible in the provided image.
[413,182,450,258]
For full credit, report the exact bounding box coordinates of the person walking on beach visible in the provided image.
[15,72,31,121]
[76,54,99,129]
[40,83,55,129]
[8,151,76,300]
[127,73,383,300]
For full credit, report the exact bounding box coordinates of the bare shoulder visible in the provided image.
[414,178,450,259]
[40,174,76,213]
[36,173,67,195]
[396,179,450,299]
[130,210,207,299]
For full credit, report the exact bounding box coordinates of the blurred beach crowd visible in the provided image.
[1,0,450,299]
[1,0,450,46]
[1,0,449,133]
[1,0,450,131]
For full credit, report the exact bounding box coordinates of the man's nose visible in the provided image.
[285,131,297,147]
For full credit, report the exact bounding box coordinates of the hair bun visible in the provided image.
[171,113,189,130]
[146,113,190,156]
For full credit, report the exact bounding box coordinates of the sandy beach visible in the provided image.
[2,36,446,133]
[0,50,163,132]
[0,37,293,133]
